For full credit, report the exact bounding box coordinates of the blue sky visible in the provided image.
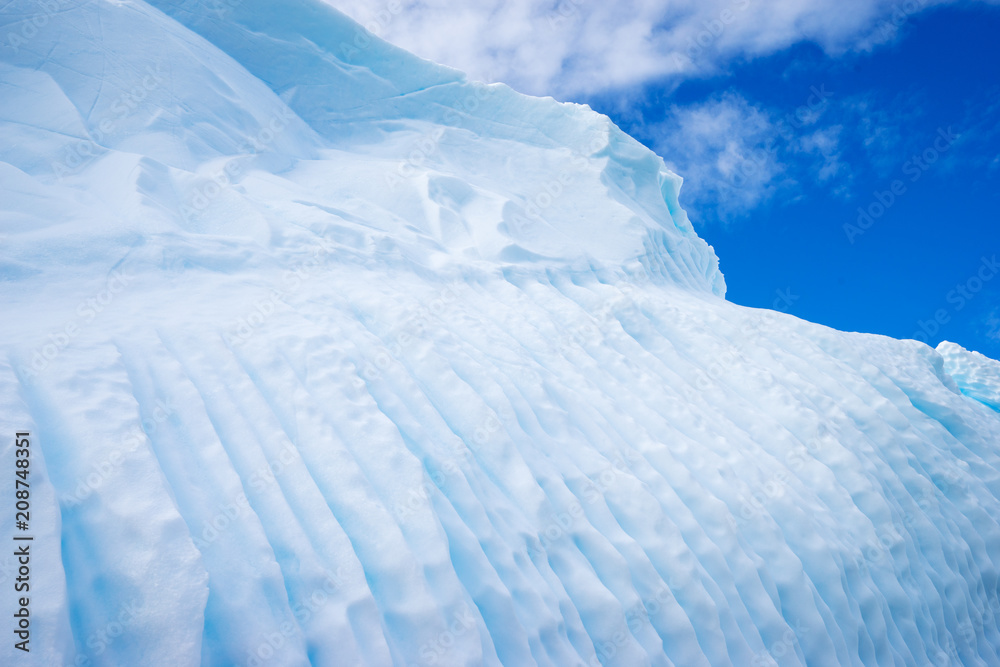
[335,0,1000,357]
[588,4,1000,358]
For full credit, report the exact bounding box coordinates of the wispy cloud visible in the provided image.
[645,93,789,224]
[796,125,848,190]
[631,88,849,224]
[328,0,994,97]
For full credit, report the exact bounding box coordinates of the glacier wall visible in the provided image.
[1,1,999,666]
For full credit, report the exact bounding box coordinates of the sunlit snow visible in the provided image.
[1,1,999,665]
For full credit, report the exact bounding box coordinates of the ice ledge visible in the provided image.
[144,0,725,294]
[937,341,1000,412]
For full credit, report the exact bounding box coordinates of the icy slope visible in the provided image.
[0,0,724,292]
[1,1,1000,666]
[938,342,1000,413]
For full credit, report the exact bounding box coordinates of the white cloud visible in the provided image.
[326,0,984,98]
[626,86,855,224]
[796,125,847,186]
[326,0,997,226]
[643,93,791,224]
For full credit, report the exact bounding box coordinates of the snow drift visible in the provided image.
[1,1,999,665]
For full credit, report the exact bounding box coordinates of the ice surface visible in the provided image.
[1,1,999,666]
[938,341,1000,413]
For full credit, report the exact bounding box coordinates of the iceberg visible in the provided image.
[938,342,1000,414]
[0,1,998,665]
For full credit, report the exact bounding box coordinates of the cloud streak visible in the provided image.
[327,0,991,97]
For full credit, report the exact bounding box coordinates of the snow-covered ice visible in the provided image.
[938,342,1000,414]
[1,1,999,665]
